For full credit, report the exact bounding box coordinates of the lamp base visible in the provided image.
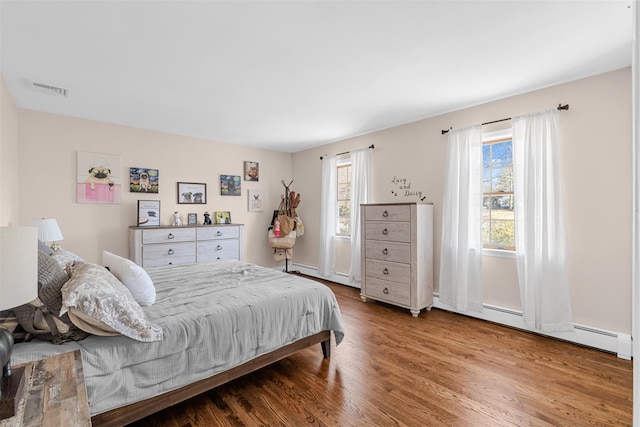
[0,366,25,420]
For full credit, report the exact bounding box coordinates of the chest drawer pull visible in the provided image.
[216,231,223,236]
[383,287,389,294]
[382,248,388,255]
[168,233,175,239]
[167,249,174,255]
[381,228,388,235]
[383,268,389,275]
[216,245,223,250]
[382,210,388,217]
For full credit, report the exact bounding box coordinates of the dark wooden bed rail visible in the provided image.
[91,330,332,427]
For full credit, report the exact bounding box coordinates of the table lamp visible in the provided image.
[0,226,37,419]
[34,218,63,251]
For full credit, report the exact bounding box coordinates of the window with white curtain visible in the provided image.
[482,130,515,251]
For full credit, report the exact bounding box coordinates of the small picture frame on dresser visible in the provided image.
[187,213,197,225]
[137,200,160,227]
[215,211,231,224]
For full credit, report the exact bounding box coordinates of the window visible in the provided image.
[482,135,515,250]
[337,158,351,236]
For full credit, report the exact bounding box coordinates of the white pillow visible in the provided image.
[102,251,156,306]
[61,261,163,342]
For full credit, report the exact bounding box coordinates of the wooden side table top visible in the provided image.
[0,350,90,427]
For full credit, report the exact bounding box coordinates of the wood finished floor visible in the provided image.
[128,279,633,426]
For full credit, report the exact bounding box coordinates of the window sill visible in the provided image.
[483,248,516,259]
[336,235,351,242]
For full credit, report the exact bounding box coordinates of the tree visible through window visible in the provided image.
[483,137,515,250]
[337,162,351,236]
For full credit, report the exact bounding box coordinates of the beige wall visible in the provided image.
[14,110,293,267]
[292,67,632,334]
[0,75,20,226]
[3,68,632,334]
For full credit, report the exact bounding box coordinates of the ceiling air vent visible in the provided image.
[31,81,69,97]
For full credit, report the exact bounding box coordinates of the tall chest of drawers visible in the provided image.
[129,224,244,268]
[360,203,433,317]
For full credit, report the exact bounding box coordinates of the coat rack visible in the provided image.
[278,179,299,274]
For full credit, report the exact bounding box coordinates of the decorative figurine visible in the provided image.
[203,211,212,225]
[173,212,182,226]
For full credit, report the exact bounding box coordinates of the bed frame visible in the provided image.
[90,330,331,427]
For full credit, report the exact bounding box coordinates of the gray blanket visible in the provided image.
[12,260,345,416]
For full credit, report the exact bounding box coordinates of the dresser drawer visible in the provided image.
[364,277,411,306]
[142,242,196,267]
[365,259,411,283]
[197,226,240,241]
[142,228,196,244]
[365,221,410,242]
[365,240,411,263]
[197,240,240,261]
[364,205,411,222]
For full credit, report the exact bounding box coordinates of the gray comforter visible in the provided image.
[12,260,345,416]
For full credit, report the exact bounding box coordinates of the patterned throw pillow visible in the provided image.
[61,262,163,342]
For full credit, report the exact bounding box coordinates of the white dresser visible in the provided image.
[360,203,433,317]
[129,224,244,267]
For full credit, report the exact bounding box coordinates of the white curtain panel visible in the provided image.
[348,148,371,285]
[439,124,484,313]
[512,109,573,332]
[318,154,337,277]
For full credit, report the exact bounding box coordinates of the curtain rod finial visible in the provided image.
[557,103,569,111]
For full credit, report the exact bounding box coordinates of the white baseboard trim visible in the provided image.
[290,262,359,288]
[290,263,631,359]
[434,295,632,359]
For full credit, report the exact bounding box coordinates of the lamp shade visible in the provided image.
[34,218,63,243]
[0,227,38,310]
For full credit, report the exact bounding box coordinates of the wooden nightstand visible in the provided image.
[0,350,90,427]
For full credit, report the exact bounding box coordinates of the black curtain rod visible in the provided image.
[320,144,375,160]
[441,104,569,135]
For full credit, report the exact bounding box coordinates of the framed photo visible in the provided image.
[130,167,159,193]
[77,151,122,204]
[187,213,197,225]
[215,211,231,224]
[248,188,264,212]
[177,182,207,204]
[244,161,259,181]
[220,175,241,196]
[137,200,160,227]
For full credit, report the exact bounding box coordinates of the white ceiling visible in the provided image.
[0,1,633,153]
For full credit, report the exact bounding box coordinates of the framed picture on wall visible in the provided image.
[244,161,259,181]
[130,167,159,193]
[137,200,160,227]
[177,182,207,204]
[220,175,241,196]
[248,189,264,212]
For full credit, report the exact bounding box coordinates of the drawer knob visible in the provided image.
[382,210,388,217]
[382,228,388,235]
[382,248,388,255]
[383,268,389,275]
[383,287,389,294]
[216,231,223,236]
[168,233,175,239]
[168,262,173,265]
[216,245,223,250]
[167,249,174,255]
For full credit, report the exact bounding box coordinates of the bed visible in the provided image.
[10,257,345,426]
